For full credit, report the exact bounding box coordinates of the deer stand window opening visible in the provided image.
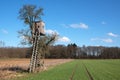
[29,21,45,73]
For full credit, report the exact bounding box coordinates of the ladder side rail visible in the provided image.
[29,32,37,73]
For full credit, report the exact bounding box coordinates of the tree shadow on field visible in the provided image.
[0,66,28,73]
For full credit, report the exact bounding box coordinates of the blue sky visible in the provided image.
[0,0,120,47]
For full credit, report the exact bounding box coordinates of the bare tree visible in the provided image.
[19,5,43,30]
[18,5,57,44]
[18,5,43,45]
[18,4,58,72]
[18,4,58,46]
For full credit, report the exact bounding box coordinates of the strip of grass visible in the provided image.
[14,59,120,80]
[73,60,89,80]
[15,60,77,80]
[83,59,120,80]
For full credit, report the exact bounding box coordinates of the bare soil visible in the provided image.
[0,58,72,80]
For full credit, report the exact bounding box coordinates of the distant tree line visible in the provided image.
[47,43,77,58]
[0,44,120,59]
[50,45,120,59]
[100,47,120,59]
[0,47,31,58]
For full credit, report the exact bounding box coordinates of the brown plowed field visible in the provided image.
[0,58,72,80]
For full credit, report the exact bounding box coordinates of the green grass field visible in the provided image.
[15,59,120,80]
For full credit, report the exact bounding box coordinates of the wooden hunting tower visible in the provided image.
[29,21,45,73]
[32,21,45,36]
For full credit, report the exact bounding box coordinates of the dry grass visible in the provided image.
[0,58,72,80]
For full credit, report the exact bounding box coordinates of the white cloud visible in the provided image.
[20,35,26,40]
[91,38,113,43]
[45,29,59,35]
[107,32,118,37]
[91,38,99,41]
[58,36,71,42]
[45,29,70,43]
[1,29,8,34]
[61,23,88,29]
[20,35,29,41]
[101,21,106,25]
[70,23,88,29]
[60,24,69,28]
[102,38,113,43]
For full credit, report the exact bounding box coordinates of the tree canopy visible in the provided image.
[18,4,58,51]
[19,4,43,30]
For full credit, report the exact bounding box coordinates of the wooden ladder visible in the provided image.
[29,31,39,73]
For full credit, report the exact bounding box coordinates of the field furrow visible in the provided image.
[73,60,89,80]
[83,60,120,80]
[1,59,120,80]
[69,63,78,80]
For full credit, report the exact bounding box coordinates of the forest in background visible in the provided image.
[0,43,120,59]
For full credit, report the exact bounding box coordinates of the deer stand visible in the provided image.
[29,21,45,73]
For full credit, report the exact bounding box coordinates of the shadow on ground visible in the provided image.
[0,66,28,73]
